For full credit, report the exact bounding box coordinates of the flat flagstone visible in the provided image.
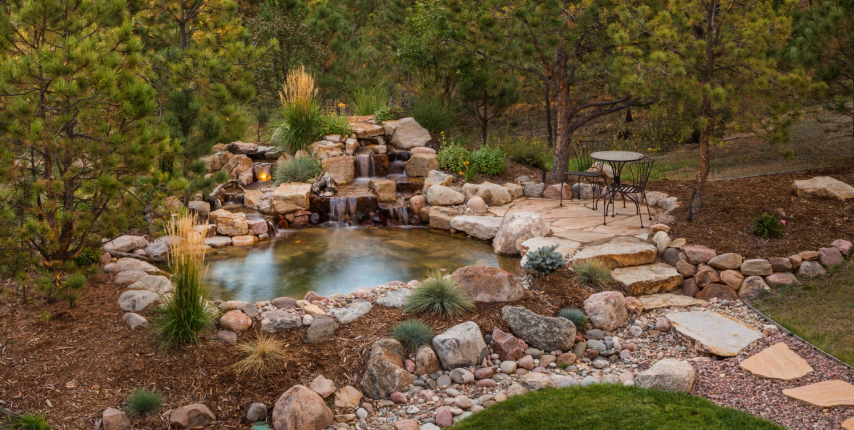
[610,263,683,296]
[738,342,814,380]
[552,230,616,244]
[666,311,762,357]
[842,416,854,430]
[782,380,854,408]
[639,294,707,309]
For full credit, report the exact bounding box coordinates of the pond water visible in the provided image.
[204,227,520,302]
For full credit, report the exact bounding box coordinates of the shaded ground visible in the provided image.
[651,166,854,258]
[449,385,784,430]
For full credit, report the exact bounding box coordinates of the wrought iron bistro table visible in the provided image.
[591,151,645,226]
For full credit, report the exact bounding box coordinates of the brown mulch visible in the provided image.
[650,166,854,259]
[0,269,602,429]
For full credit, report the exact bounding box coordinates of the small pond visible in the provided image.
[204,227,520,302]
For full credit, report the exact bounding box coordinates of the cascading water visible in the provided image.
[327,196,362,227]
[355,154,376,178]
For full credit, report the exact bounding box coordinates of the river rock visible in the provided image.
[384,117,431,149]
[519,372,556,391]
[832,239,852,257]
[306,316,339,344]
[490,328,528,361]
[542,183,572,200]
[127,275,172,294]
[502,306,575,351]
[260,310,302,332]
[765,272,800,288]
[114,270,147,285]
[432,321,489,370]
[466,196,488,214]
[118,290,159,312]
[572,238,656,269]
[634,359,695,393]
[768,257,793,272]
[583,291,628,331]
[169,404,215,428]
[272,385,334,430]
[426,185,465,206]
[332,299,373,323]
[333,386,363,408]
[793,176,854,200]
[415,345,441,375]
[681,245,716,265]
[104,235,149,253]
[819,247,844,268]
[107,257,159,274]
[122,312,148,329]
[741,259,773,276]
[461,182,513,205]
[450,216,503,240]
[405,153,438,177]
[220,310,252,333]
[720,270,744,290]
[695,283,738,302]
[739,276,769,300]
[707,253,743,270]
[797,261,826,280]
[610,263,682,296]
[524,182,545,198]
[376,289,412,308]
[102,408,131,430]
[422,170,454,194]
[309,375,337,398]
[451,266,525,302]
[360,339,416,399]
[694,265,720,287]
[493,212,551,255]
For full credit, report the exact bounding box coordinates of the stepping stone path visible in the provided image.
[782,380,854,408]
[639,294,706,309]
[666,311,762,357]
[738,342,813,380]
[843,417,854,430]
[610,263,683,296]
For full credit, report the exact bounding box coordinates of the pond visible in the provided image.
[204,227,520,302]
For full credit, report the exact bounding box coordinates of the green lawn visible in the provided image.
[450,385,783,430]
[752,260,854,366]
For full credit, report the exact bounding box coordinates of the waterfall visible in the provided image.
[327,197,362,227]
[356,154,376,178]
[385,207,410,227]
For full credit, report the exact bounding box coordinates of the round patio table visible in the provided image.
[591,151,645,225]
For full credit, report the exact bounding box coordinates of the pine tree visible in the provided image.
[0,0,168,270]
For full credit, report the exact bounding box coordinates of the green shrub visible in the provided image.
[373,105,400,123]
[38,271,86,308]
[350,85,387,116]
[409,96,455,133]
[748,212,785,239]
[404,271,475,317]
[524,245,565,275]
[559,308,588,329]
[72,246,100,268]
[573,258,612,288]
[472,145,506,176]
[391,319,435,354]
[124,388,163,417]
[278,66,323,153]
[495,136,551,170]
[274,157,322,184]
[152,215,215,346]
[436,140,472,175]
[319,112,353,137]
[10,414,51,430]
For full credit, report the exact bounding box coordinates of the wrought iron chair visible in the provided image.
[619,158,655,227]
[560,140,609,208]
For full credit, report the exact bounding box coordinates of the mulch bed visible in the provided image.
[0,269,600,429]
[650,166,854,258]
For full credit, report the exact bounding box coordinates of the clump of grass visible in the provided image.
[572,258,612,288]
[391,319,435,354]
[559,308,588,329]
[278,66,322,153]
[404,271,474,317]
[124,388,163,417]
[274,157,322,184]
[152,214,215,346]
[409,95,456,134]
[10,414,51,430]
[349,84,387,116]
[232,335,287,377]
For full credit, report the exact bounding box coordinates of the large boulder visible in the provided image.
[493,212,551,255]
[707,253,743,270]
[383,117,431,149]
[104,257,159,274]
[681,245,716,265]
[501,306,575,351]
[422,170,454,194]
[739,276,769,300]
[103,235,149,253]
[796,261,826,280]
[450,216,503,240]
[429,206,461,230]
[118,290,159,312]
[571,238,656,269]
[369,178,397,203]
[260,310,302,332]
[405,153,438,177]
[741,259,773,276]
[272,182,312,214]
[210,209,249,236]
[819,247,844,268]
[306,316,340,344]
[321,155,355,185]
[271,385,334,430]
[432,321,489,370]
[610,263,683,296]
[583,291,628,331]
[793,176,854,201]
[360,339,416,399]
[169,404,215,428]
[426,185,465,206]
[309,140,345,160]
[695,283,738,302]
[127,275,173,294]
[451,266,525,302]
[461,182,513,205]
[634,359,695,393]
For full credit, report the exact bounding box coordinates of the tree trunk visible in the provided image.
[544,81,554,148]
[687,123,711,221]
[481,89,488,143]
[552,83,574,182]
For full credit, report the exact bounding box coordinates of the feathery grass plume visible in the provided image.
[391,319,435,354]
[404,270,474,317]
[278,66,322,153]
[152,214,214,346]
[274,157,322,184]
[231,334,287,377]
[559,308,588,329]
[10,414,51,430]
[124,388,163,417]
[572,258,612,288]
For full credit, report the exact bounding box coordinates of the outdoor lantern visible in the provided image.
[254,163,272,182]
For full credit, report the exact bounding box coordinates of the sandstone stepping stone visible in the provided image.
[610,263,683,296]
[793,176,854,201]
[450,216,503,240]
[782,380,854,407]
[843,416,854,430]
[739,342,813,380]
[571,239,656,269]
[638,294,706,309]
[666,311,762,357]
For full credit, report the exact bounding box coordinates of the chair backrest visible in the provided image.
[627,158,655,189]
[567,140,601,173]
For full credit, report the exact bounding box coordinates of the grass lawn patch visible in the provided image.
[450,385,783,430]
[752,261,854,366]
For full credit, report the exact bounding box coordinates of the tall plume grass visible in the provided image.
[152,214,214,346]
[278,66,322,153]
